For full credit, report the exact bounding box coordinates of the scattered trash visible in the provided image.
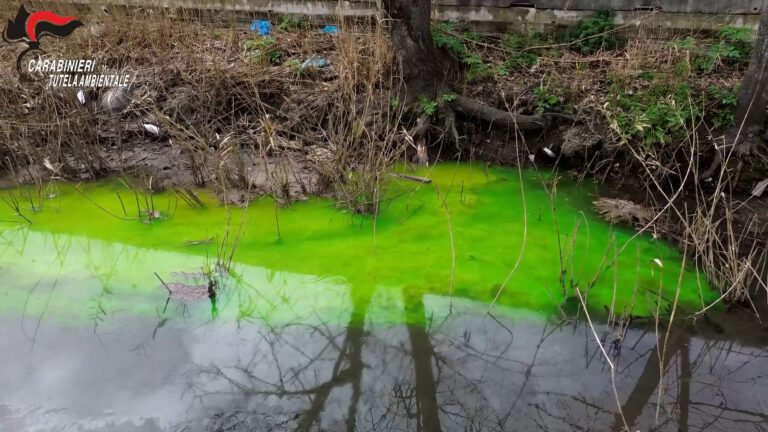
[142,123,160,136]
[250,20,271,36]
[528,154,536,162]
[542,147,556,158]
[100,87,131,113]
[300,54,330,70]
[146,210,162,219]
[751,178,768,197]
[76,89,86,105]
[183,239,212,247]
[650,258,663,276]
[42,158,62,174]
[320,25,339,34]
[415,143,428,166]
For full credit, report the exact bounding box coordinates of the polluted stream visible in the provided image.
[0,164,766,431]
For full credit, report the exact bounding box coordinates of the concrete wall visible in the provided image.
[434,1,764,14]
[62,0,763,32]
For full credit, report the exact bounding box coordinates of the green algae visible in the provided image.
[0,163,717,326]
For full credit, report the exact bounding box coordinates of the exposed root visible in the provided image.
[450,94,547,130]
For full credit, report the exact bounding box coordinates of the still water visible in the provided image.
[0,164,765,431]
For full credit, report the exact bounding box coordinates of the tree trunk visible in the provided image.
[382,0,548,131]
[731,9,768,151]
[701,11,768,179]
[451,95,548,130]
[382,0,443,101]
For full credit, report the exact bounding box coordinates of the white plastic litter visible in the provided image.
[650,258,663,276]
[100,87,131,113]
[143,124,160,136]
[751,178,768,197]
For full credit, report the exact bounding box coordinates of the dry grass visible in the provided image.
[0,5,408,211]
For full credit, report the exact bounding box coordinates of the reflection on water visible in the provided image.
[2,294,768,431]
[1,232,767,431]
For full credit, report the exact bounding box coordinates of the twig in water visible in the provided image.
[72,184,137,221]
[573,283,629,431]
[656,242,687,422]
[389,173,432,184]
[273,198,281,241]
[1,192,32,224]
[155,272,172,294]
[488,104,528,313]
[114,189,127,216]
[435,184,455,313]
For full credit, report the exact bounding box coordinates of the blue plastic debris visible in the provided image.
[301,54,330,70]
[320,25,339,34]
[250,20,271,36]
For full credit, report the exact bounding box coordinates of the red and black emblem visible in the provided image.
[3,5,83,74]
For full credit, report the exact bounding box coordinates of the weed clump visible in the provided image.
[564,10,626,55]
[431,22,510,82]
[670,26,753,73]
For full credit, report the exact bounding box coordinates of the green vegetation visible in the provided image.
[506,51,539,69]
[563,9,626,54]
[432,23,510,81]
[431,19,747,129]
[605,83,702,147]
[709,84,740,129]
[463,54,491,81]
[419,95,438,116]
[245,36,281,64]
[419,93,457,116]
[503,31,547,69]
[432,22,466,57]
[603,80,742,145]
[669,26,753,73]
[275,14,305,32]
[285,59,302,75]
[534,86,558,114]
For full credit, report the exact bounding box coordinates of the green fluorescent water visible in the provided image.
[0,163,716,325]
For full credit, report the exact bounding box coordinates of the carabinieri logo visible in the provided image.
[3,5,83,75]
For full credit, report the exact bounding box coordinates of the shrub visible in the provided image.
[432,22,466,57]
[709,85,740,129]
[564,10,626,55]
[607,84,703,148]
[674,26,753,73]
[246,37,281,64]
[534,87,558,114]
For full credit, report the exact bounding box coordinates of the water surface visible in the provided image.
[1,164,765,431]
